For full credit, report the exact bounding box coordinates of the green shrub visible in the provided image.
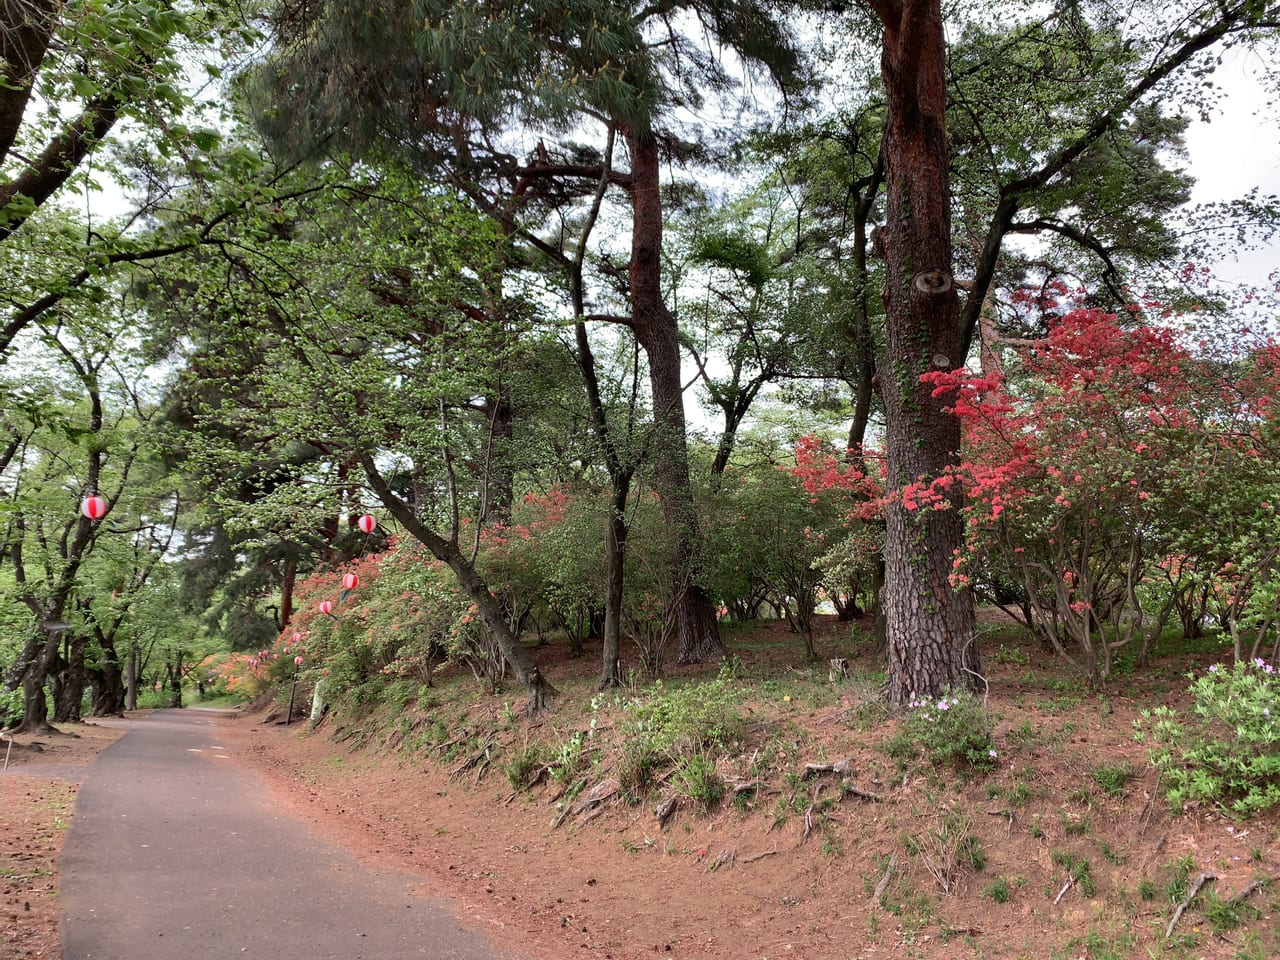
[1134,659,1280,816]
[894,689,998,771]
[617,738,664,801]
[550,730,590,785]
[673,752,725,808]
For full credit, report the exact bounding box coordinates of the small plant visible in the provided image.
[673,752,725,808]
[1060,809,1091,836]
[1137,878,1158,900]
[993,644,1030,666]
[550,730,590,785]
[1090,764,1134,797]
[982,877,1012,903]
[1006,783,1032,806]
[894,689,998,771]
[1098,842,1126,865]
[1008,720,1038,748]
[504,743,546,792]
[918,811,986,894]
[1134,659,1280,816]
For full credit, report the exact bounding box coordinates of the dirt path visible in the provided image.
[59,709,525,960]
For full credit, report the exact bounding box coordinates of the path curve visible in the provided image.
[60,709,521,960]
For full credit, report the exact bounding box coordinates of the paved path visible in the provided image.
[60,709,520,960]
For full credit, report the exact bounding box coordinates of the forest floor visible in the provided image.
[0,718,128,960]
[222,611,1280,960]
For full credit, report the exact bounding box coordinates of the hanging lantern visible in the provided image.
[294,655,304,667]
[81,496,108,521]
[343,573,359,590]
[357,514,376,534]
[320,600,334,615]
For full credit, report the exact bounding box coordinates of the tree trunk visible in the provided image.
[125,645,138,711]
[278,553,298,630]
[625,126,723,664]
[90,634,126,717]
[19,672,51,732]
[51,636,86,722]
[599,476,629,689]
[872,0,981,702]
[165,651,184,708]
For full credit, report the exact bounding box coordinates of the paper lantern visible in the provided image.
[357,514,376,534]
[81,496,108,520]
[343,573,359,590]
[320,600,334,615]
[294,655,304,667]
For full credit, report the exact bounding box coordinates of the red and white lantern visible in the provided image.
[343,572,359,590]
[320,600,334,615]
[81,496,108,521]
[357,513,376,534]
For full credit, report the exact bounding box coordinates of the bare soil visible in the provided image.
[1,719,129,960]
[222,614,1280,960]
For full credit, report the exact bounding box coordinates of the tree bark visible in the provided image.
[870,0,981,702]
[599,476,629,689]
[0,0,59,164]
[624,126,723,664]
[90,630,127,716]
[51,637,86,722]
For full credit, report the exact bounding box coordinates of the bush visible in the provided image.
[624,666,747,754]
[1135,658,1280,816]
[888,689,997,771]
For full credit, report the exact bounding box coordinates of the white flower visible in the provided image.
[988,749,998,758]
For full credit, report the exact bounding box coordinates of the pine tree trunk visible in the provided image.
[625,127,723,664]
[873,0,981,702]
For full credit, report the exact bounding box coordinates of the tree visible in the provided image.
[149,165,561,710]
[850,0,1280,701]
[0,0,259,358]
[1,332,149,731]
[248,0,806,664]
[857,0,981,701]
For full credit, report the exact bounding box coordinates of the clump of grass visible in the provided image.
[1091,764,1134,797]
[982,877,1012,903]
[504,742,546,792]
